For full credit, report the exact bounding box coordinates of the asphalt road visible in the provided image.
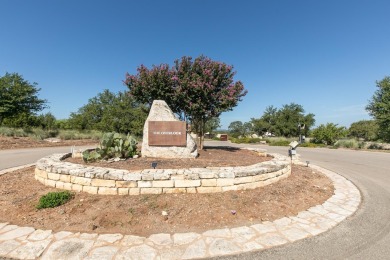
[205,141,390,260]
[0,145,94,171]
[1,142,389,259]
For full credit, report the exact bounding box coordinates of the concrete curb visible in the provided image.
[0,164,361,259]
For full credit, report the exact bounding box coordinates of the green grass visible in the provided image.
[0,127,102,141]
[334,139,361,149]
[58,130,102,140]
[229,137,262,144]
[263,137,296,146]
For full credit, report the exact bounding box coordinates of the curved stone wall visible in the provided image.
[34,149,291,195]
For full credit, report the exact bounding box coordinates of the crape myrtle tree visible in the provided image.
[125,55,247,149]
[0,72,47,126]
[366,76,390,142]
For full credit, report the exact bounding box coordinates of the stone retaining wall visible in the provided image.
[34,149,291,195]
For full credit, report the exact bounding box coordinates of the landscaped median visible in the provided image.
[34,149,291,195]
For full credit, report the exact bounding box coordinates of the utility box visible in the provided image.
[220,134,228,141]
[289,149,297,156]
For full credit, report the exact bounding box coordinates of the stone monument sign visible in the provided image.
[148,121,187,146]
[142,100,198,158]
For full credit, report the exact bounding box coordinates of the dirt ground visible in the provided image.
[66,147,272,170]
[0,164,334,237]
[0,136,98,150]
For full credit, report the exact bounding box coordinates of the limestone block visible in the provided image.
[222,185,238,191]
[47,172,60,181]
[123,173,142,181]
[141,100,198,158]
[218,171,235,178]
[91,179,116,187]
[152,180,174,188]
[253,173,268,182]
[45,179,56,187]
[59,174,71,183]
[140,188,162,195]
[186,188,197,193]
[202,179,217,187]
[83,186,98,194]
[98,187,118,195]
[118,188,129,195]
[141,173,154,181]
[72,184,83,192]
[216,178,235,187]
[72,177,91,186]
[35,168,47,179]
[63,182,73,190]
[198,171,216,179]
[138,181,153,188]
[129,188,140,195]
[55,181,65,189]
[116,181,137,188]
[171,175,185,180]
[175,180,201,188]
[234,176,254,185]
[163,188,187,194]
[35,176,45,184]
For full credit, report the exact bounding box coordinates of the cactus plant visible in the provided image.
[82,132,138,162]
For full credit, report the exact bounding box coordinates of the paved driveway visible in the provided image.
[206,141,390,259]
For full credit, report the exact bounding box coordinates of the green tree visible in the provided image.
[366,76,390,142]
[348,120,378,141]
[125,55,247,149]
[0,72,47,126]
[251,103,315,137]
[68,90,147,136]
[311,123,347,145]
[37,112,57,130]
[55,119,72,130]
[204,117,221,135]
[228,121,252,138]
[228,121,244,138]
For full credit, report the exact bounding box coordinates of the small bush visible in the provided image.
[36,191,74,209]
[269,140,290,146]
[58,130,102,140]
[229,137,262,144]
[334,139,359,149]
[367,143,383,150]
[299,142,325,148]
[0,127,30,137]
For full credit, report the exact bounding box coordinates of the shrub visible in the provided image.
[83,132,138,162]
[334,139,360,149]
[367,143,383,150]
[36,191,73,209]
[268,140,290,146]
[311,123,347,145]
[299,142,325,148]
[0,127,15,136]
[58,130,102,140]
[229,137,262,144]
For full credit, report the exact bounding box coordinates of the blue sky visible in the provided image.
[1,0,389,129]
